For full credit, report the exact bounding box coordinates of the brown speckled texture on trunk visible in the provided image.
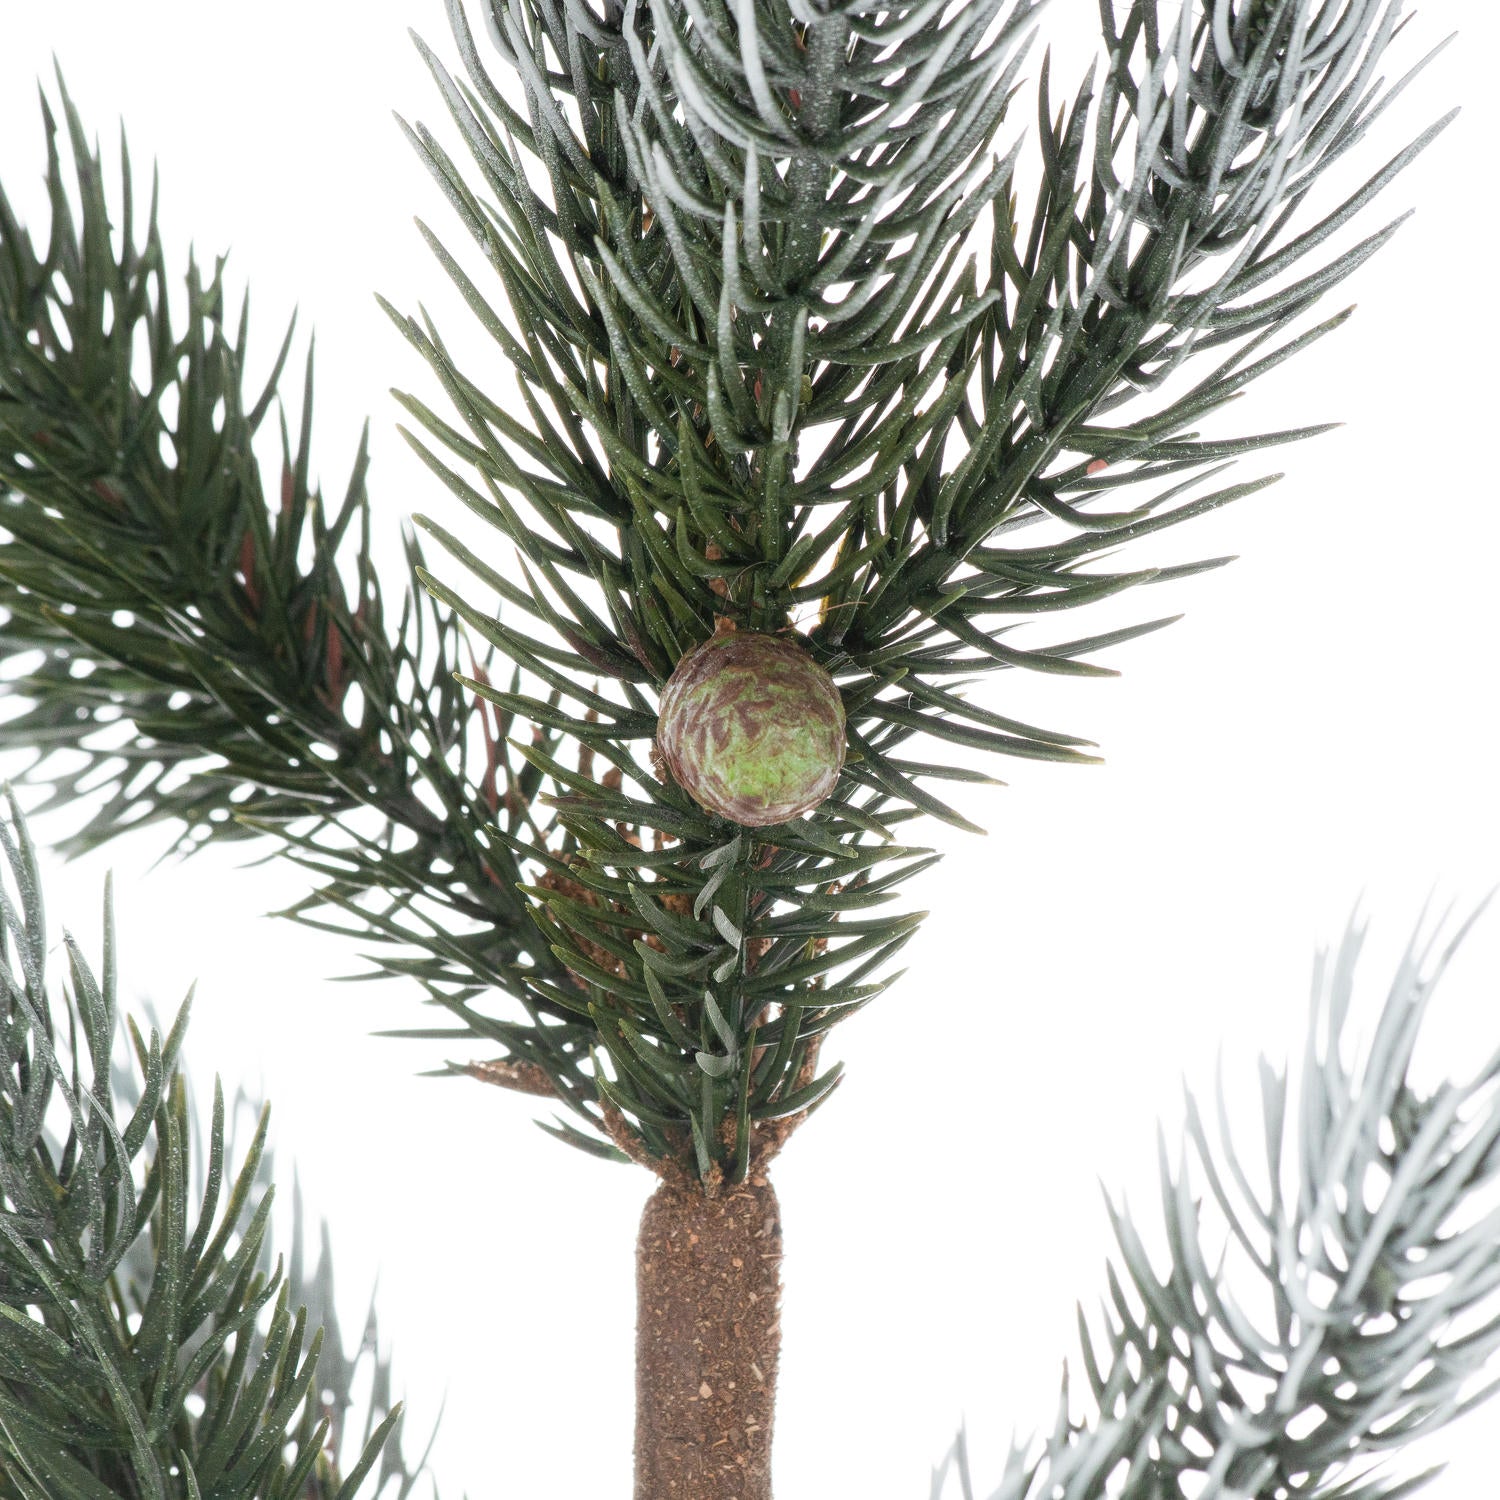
[635,1174,782,1500]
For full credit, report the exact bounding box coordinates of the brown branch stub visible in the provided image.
[601,1094,684,1179]
[635,1173,782,1500]
[463,1057,558,1098]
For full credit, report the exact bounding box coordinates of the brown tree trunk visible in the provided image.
[634,1172,782,1500]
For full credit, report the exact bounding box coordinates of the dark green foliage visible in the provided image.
[926,911,1500,1500]
[0,794,417,1498]
[384,0,1450,1177]
[0,84,370,854]
[0,79,614,1157]
[0,0,1455,1182]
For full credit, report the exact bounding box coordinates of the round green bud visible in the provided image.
[656,629,846,827]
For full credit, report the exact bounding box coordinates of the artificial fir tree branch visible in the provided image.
[924,908,1500,1500]
[0,79,629,1158]
[379,0,1453,1182]
[0,1,1461,1189]
[0,5,1489,1497]
[0,793,424,1499]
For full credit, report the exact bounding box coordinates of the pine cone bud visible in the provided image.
[656,629,846,827]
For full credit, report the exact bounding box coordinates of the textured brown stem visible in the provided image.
[634,1173,782,1500]
[461,1057,557,1096]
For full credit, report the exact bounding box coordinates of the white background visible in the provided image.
[2,1,1498,1496]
